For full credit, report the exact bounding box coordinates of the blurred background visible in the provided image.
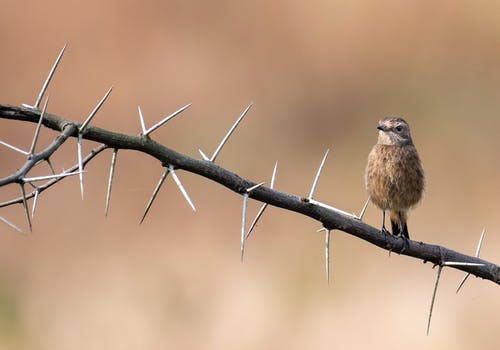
[0,0,499,349]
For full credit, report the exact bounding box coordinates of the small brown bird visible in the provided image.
[365,117,424,241]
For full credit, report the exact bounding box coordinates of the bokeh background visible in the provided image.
[0,1,499,349]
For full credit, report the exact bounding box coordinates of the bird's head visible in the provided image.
[376,117,413,146]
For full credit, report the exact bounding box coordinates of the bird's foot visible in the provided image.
[380,226,391,235]
[395,233,409,254]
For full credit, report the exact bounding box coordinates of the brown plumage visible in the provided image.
[365,117,424,240]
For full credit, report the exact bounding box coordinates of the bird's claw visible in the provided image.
[395,233,409,254]
[380,226,391,235]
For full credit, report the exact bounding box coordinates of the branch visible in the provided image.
[1,104,499,286]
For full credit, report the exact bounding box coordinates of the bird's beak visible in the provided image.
[377,125,388,131]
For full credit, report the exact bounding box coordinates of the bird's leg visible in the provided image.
[380,210,390,234]
[396,211,409,253]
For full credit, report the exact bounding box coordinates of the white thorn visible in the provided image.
[0,141,29,155]
[325,229,331,284]
[168,166,196,212]
[270,161,278,188]
[358,197,370,220]
[77,134,84,199]
[245,203,268,240]
[29,96,49,155]
[308,199,357,219]
[34,43,67,109]
[241,193,249,262]
[46,158,56,174]
[31,189,40,218]
[0,216,23,233]
[137,106,147,134]
[427,265,443,335]
[475,228,486,257]
[246,182,265,193]
[456,228,486,293]
[442,262,485,267]
[144,103,192,136]
[140,168,170,224]
[105,149,118,217]
[20,184,32,232]
[80,86,113,133]
[245,161,278,240]
[22,170,83,182]
[210,103,252,162]
[309,149,330,200]
[198,149,210,161]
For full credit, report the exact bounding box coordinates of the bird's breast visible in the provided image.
[365,144,424,210]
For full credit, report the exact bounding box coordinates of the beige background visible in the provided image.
[0,1,499,349]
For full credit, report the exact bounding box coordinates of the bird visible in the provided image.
[365,117,425,242]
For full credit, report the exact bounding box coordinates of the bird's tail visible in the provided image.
[390,210,409,239]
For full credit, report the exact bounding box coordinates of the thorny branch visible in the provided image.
[0,104,499,288]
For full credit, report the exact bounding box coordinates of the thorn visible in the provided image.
[245,162,278,240]
[20,183,32,232]
[241,193,249,262]
[105,148,118,217]
[0,216,23,233]
[270,161,278,188]
[34,43,67,109]
[309,149,330,200]
[325,229,332,284]
[22,170,82,182]
[80,86,113,133]
[77,134,84,199]
[245,204,268,241]
[140,168,170,224]
[29,96,49,156]
[246,182,265,193]
[358,197,370,221]
[0,140,29,155]
[442,262,485,267]
[144,103,192,136]
[137,106,147,134]
[31,189,39,218]
[168,165,196,212]
[198,149,210,161]
[77,87,112,202]
[46,158,56,175]
[475,227,486,257]
[210,103,252,162]
[427,265,443,335]
[308,199,357,219]
[456,228,486,294]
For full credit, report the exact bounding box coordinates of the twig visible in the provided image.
[1,104,499,286]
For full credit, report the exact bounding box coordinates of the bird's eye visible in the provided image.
[395,125,403,132]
